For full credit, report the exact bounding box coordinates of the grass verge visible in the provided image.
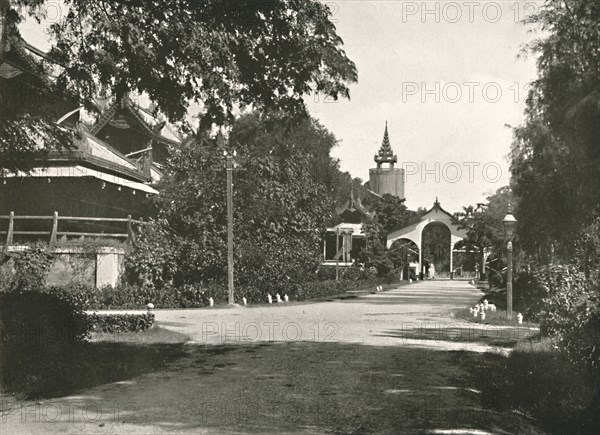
[1,326,189,399]
[476,336,600,434]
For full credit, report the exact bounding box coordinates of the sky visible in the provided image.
[19,1,543,213]
[304,1,543,212]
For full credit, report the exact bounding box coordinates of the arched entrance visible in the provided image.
[389,238,419,280]
[386,199,468,280]
[421,222,451,278]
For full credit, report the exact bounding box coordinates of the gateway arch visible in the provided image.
[387,199,468,279]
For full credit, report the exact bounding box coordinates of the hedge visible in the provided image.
[58,275,398,310]
[0,287,92,398]
[88,312,155,333]
[0,287,90,345]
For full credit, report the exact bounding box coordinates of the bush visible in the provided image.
[0,287,91,398]
[0,287,90,344]
[60,282,226,310]
[535,265,600,376]
[481,337,599,433]
[0,244,53,291]
[88,312,155,333]
[60,282,176,310]
[315,266,377,281]
[52,274,399,309]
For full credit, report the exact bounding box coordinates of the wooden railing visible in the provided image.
[0,212,146,245]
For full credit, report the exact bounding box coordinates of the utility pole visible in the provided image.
[225,150,236,305]
[506,240,513,319]
[335,228,340,281]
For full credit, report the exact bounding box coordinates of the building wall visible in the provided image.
[2,246,125,288]
[368,168,405,199]
[0,177,153,219]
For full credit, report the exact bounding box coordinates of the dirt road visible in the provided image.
[1,280,543,434]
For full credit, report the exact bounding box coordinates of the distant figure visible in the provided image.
[429,263,436,279]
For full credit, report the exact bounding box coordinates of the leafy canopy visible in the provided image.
[510,0,599,261]
[128,112,346,288]
[11,0,357,127]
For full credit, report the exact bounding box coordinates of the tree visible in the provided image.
[359,194,422,276]
[0,0,7,63]
[421,224,451,272]
[10,0,357,126]
[227,111,353,205]
[0,1,78,174]
[510,0,600,262]
[455,186,515,281]
[363,194,420,235]
[359,219,394,277]
[128,112,341,289]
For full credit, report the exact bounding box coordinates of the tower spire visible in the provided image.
[374,121,397,168]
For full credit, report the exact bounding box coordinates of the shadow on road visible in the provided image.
[2,339,544,434]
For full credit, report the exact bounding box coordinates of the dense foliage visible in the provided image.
[359,194,422,277]
[0,286,90,343]
[510,0,599,260]
[2,0,357,174]
[125,113,352,293]
[483,339,599,433]
[504,0,600,381]
[6,0,357,126]
[455,186,514,278]
[88,312,155,334]
[0,243,53,290]
[534,265,599,373]
[0,287,91,397]
[57,276,394,310]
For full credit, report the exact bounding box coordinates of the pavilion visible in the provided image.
[322,188,374,266]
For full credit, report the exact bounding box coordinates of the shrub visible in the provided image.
[0,287,90,344]
[535,265,600,376]
[88,312,155,333]
[315,266,377,282]
[51,274,399,309]
[0,287,91,398]
[284,276,395,302]
[0,244,53,291]
[575,215,600,287]
[512,268,546,320]
[482,337,599,433]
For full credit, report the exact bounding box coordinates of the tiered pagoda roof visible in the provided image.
[374,122,398,168]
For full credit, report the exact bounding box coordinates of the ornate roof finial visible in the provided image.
[374,122,397,169]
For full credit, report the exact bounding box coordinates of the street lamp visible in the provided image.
[503,204,517,320]
[224,148,238,305]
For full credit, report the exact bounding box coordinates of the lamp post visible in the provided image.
[224,149,237,305]
[503,204,517,320]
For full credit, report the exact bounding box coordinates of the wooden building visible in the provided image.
[1,38,178,244]
[322,188,374,266]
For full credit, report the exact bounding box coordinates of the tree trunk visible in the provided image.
[0,0,7,64]
[0,0,11,67]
